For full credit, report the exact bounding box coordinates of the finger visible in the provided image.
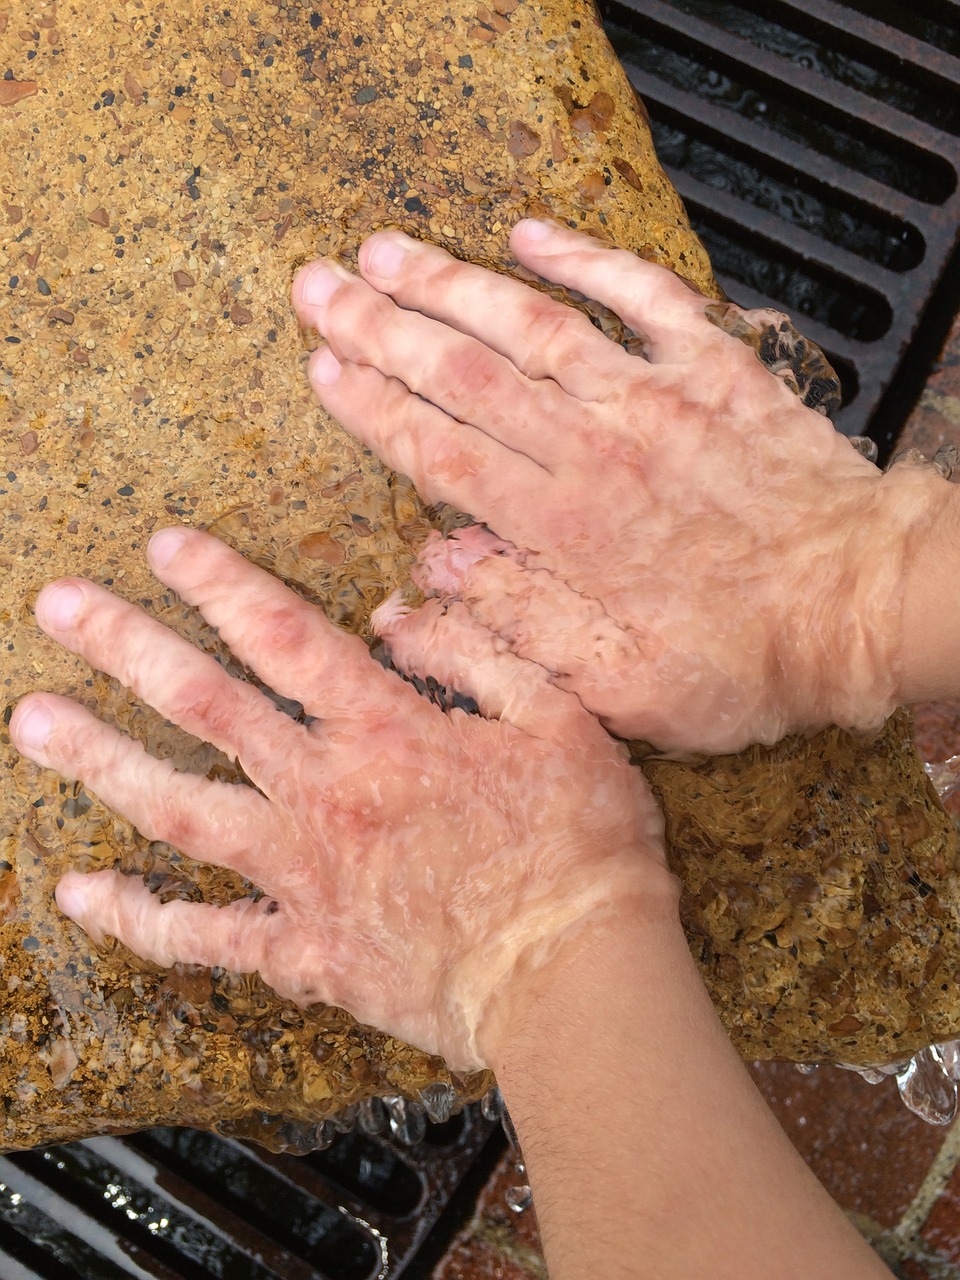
[11,693,271,879]
[372,595,608,747]
[509,219,717,365]
[306,352,555,534]
[408,525,515,597]
[146,526,398,722]
[409,549,646,705]
[56,869,285,975]
[293,259,572,464]
[30,575,302,785]
[355,229,627,401]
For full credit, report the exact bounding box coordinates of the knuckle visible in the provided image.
[325,279,387,342]
[167,673,245,740]
[444,342,500,402]
[260,601,313,660]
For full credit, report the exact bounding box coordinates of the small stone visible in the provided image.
[173,269,195,291]
[0,80,39,107]
[506,120,540,158]
[614,157,644,192]
[123,71,143,104]
[297,531,345,565]
[47,307,75,325]
[355,85,377,104]
[87,207,109,228]
[19,431,38,455]
[569,90,615,134]
[229,303,253,325]
[36,278,51,296]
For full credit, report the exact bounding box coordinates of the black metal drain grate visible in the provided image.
[0,1107,504,1279]
[600,0,960,455]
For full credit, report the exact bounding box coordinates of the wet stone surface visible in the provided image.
[0,0,711,1152]
[1,0,959,1158]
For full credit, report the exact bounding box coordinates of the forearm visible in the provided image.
[897,470,960,706]
[484,910,891,1280]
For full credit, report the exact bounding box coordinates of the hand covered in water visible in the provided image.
[10,528,670,1070]
[292,221,954,754]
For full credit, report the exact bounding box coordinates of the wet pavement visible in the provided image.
[432,314,960,1279]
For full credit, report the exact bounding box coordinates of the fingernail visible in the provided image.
[311,345,342,386]
[37,581,84,630]
[364,235,406,278]
[514,218,552,241]
[150,526,190,568]
[299,262,342,307]
[14,702,54,751]
[56,875,89,920]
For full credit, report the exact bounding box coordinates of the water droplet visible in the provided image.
[480,1087,502,1121]
[897,1047,958,1125]
[419,1082,455,1125]
[358,1096,387,1136]
[506,1183,533,1214]
[385,1096,427,1147]
[925,756,960,802]
[936,1040,960,1081]
[311,1120,335,1151]
[794,1062,819,1075]
[854,1067,888,1085]
[329,1102,359,1134]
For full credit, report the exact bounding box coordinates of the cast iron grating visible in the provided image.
[0,1108,504,1278]
[599,0,960,455]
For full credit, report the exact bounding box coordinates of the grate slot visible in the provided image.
[827,0,960,56]
[0,1245,67,1280]
[0,1155,182,1280]
[663,0,960,124]
[0,1111,504,1279]
[8,1143,314,1280]
[629,71,926,270]
[626,63,932,222]
[605,0,957,200]
[680,193,893,340]
[126,1132,379,1280]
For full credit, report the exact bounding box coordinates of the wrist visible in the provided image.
[896,464,960,705]
[781,460,958,735]
[474,868,681,1074]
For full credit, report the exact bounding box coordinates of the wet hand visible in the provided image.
[10,528,670,1069]
[292,221,948,754]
